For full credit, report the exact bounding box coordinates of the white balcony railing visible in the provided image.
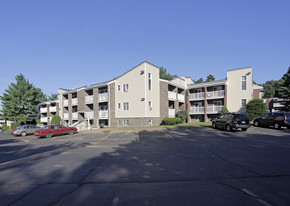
[207,105,223,114]
[177,94,185,102]
[64,113,69,120]
[49,106,57,113]
[189,107,205,114]
[41,117,48,122]
[98,93,108,102]
[72,98,78,105]
[188,92,205,101]
[85,95,94,104]
[206,90,225,99]
[40,107,47,113]
[168,91,177,101]
[72,112,78,120]
[85,111,94,119]
[273,103,285,107]
[63,100,68,107]
[99,110,108,119]
[168,109,175,118]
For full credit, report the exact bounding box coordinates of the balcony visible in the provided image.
[188,92,205,101]
[98,93,108,102]
[168,91,177,101]
[85,96,94,104]
[99,110,108,119]
[189,107,205,114]
[72,98,78,105]
[72,112,78,120]
[168,109,175,118]
[63,100,68,107]
[85,111,94,119]
[206,90,225,99]
[40,107,47,113]
[177,94,185,102]
[207,105,223,114]
[41,117,48,123]
[49,106,57,113]
[64,113,69,120]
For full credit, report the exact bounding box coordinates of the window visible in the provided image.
[149,120,153,126]
[214,86,222,91]
[242,76,247,90]
[148,73,152,91]
[213,101,222,106]
[123,83,129,92]
[149,101,152,110]
[241,99,247,106]
[123,102,129,111]
[123,120,129,126]
[118,85,121,92]
[118,103,121,110]
[118,120,121,127]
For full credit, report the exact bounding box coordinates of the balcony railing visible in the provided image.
[98,93,108,102]
[273,103,285,107]
[63,100,68,107]
[41,117,48,122]
[207,105,223,114]
[72,98,78,105]
[99,110,108,119]
[85,96,94,104]
[177,94,185,102]
[64,113,69,119]
[40,107,47,113]
[85,111,94,119]
[189,107,204,114]
[168,109,175,118]
[188,92,205,101]
[206,90,225,99]
[72,112,78,120]
[168,91,177,101]
[49,106,57,113]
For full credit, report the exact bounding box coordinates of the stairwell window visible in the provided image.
[241,76,247,90]
[123,102,129,111]
[123,83,129,93]
[148,73,152,91]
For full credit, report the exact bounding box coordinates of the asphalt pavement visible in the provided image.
[0,126,290,206]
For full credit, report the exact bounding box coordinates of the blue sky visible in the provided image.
[0,0,289,100]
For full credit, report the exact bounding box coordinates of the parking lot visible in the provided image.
[0,126,290,206]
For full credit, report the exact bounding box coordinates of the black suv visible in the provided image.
[253,112,290,129]
[212,113,251,132]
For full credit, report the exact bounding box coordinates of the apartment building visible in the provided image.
[187,67,261,122]
[39,100,59,124]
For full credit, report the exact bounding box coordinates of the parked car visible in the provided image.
[34,124,77,138]
[212,113,251,132]
[11,124,40,136]
[253,112,290,129]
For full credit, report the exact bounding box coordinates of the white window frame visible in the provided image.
[241,99,247,107]
[241,76,247,91]
[123,102,129,111]
[118,103,121,110]
[149,120,153,126]
[123,83,129,93]
[148,73,152,91]
[117,85,121,92]
[117,120,121,127]
[123,119,129,126]
[149,101,152,110]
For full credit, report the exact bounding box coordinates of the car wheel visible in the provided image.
[254,121,259,127]
[212,122,216,129]
[46,132,52,138]
[274,123,281,129]
[68,129,74,135]
[226,124,232,132]
[21,131,27,136]
[241,128,248,131]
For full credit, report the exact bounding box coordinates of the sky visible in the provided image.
[0,0,289,102]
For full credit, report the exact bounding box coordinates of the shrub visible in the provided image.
[176,110,187,123]
[51,115,61,124]
[221,106,229,114]
[246,98,268,119]
[11,122,21,130]
[1,124,10,131]
[162,117,182,125]
[36,119,41,124]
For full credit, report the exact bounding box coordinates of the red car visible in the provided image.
[34,124,77,138]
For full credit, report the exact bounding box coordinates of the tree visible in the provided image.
[279,67,290,111]
[195,78,204,83]
[51,115,61,124]
[221,106,229,114]
[262,79,284,98]
[205,74,215,82]
[176,110,187,123]
[159,67,177,81]
[0,74,46,123]
[46,93,58,101]
[246,98,268,119]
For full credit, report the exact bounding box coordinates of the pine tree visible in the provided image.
[0,74,46,123]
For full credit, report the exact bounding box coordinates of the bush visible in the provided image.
[11,122,21,130]
[221,106,229,114]
[1,124,10,131]
[176,110,187,123]
[51,115,61,124]
[36,119,41,124]
[162,117,182,125]
[246,98,268,119]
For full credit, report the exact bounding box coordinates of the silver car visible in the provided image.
[12,125,40,136]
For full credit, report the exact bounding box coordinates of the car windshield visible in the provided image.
[42,125,49,130]
[234,114,249,119]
